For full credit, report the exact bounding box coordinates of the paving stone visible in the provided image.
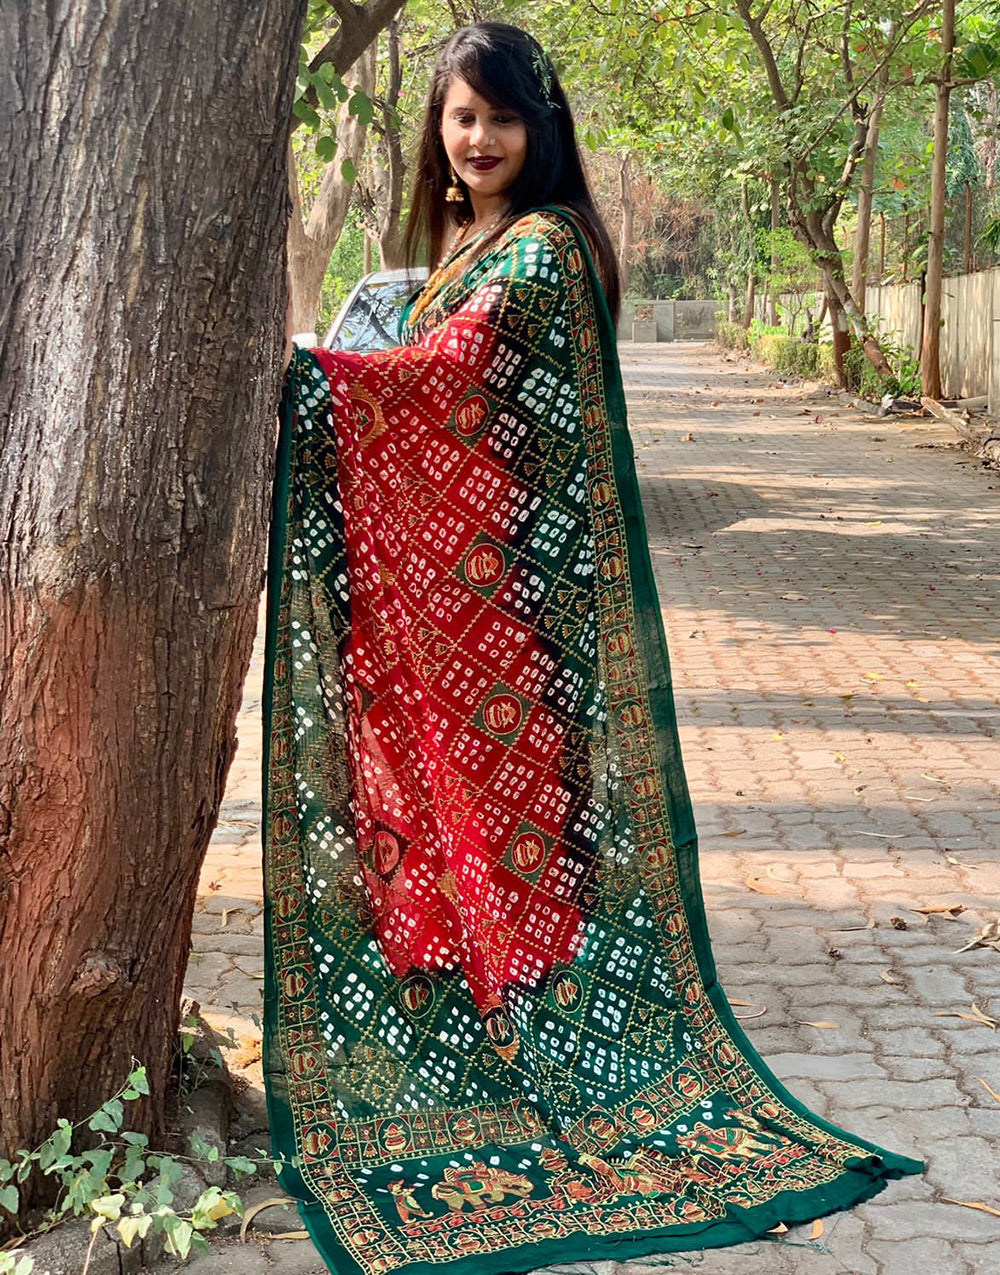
[867,1236,969,1275]
[859,1195,1000,1242]
[768,1052,886,1082]
[176,1241,271,1273]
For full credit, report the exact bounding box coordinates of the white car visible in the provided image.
[292,267,430,354]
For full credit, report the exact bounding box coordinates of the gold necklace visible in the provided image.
[410,213,506,330]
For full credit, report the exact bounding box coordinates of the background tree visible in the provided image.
[0,0,304,1184]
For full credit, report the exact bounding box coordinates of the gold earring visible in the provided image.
[445,168,464,203]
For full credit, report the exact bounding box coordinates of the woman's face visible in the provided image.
[440,77,528,211]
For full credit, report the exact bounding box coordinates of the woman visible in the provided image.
[265,23,919,1275]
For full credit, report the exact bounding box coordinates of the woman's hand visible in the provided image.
[283,270,295,374]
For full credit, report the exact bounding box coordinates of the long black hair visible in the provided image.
[404,23,621,322]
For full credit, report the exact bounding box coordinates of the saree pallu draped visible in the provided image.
[263,209,920,1275]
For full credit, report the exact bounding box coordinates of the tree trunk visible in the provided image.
[740,179,756,328]
[376,17,407,269]
[769,177,780,324]
[964,181,973,273]
[827,288,852,387]
[742,268,756,329]
[921,0,955,401]
[618,156,634,297]
[0,0,303,1184]
[852,81,889,314]
[727,280,739,323]
[288,42,376,334]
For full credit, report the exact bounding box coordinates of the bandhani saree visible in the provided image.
[263,208,920,1275]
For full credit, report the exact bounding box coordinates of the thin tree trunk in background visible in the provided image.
[727,281,739,322]
[288,43,377,334]
[375,18,406,268]
[741,181,755,328]
[964,182,973,273]
[826,288,851,386]
[852,44,891,315]
[769,178,780,324]
[921,0,955,400]
[743,270,756,328]
[365,233,373,273]
[880,212,886,277]
[618,156,634,297]
[0,0,303,1182]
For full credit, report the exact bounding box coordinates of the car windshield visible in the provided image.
[332,277,419,352]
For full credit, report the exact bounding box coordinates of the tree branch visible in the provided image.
[294,0,406,128]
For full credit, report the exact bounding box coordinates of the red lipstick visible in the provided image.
[467,157,501,171]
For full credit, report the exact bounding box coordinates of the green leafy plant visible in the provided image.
[0,1064,273,1274]
[844,323,921,399]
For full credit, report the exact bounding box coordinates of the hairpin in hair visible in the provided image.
[529,41,558,110]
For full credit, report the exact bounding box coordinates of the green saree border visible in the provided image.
[262,357,324,1210]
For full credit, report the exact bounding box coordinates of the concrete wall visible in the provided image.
[619,298,722,342]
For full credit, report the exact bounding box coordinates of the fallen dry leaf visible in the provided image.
[943,1199,1000,1219]
[721,828,747,838]
[767,1222,789,1235]
[932,1004,998,1030]
[890,916,908,930]
[241,1197,298,1243]
[780,592,807,601]
[746,876,793,896]
[807,1218,825,1240]
[976,1076,1000,1105]
[879,971,901,985]
[911,904,965,919]
[798,1020,839,1029]
[955,916,1000,954]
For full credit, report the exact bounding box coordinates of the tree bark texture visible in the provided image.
[618,156,634,297]
[852,97,887,315]
[0,0,304,1173]
[357,19,407,270]
[921,0,956,401]
[288,42,376,333]
[768,178,780,325]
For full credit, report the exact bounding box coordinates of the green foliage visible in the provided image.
[316,217,368,338]
[0,1064,277,1274]
[716,320,750,352]
[719,318,834,379]
[843,325,922,399]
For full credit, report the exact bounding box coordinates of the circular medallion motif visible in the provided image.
[511,831,545,872]
[483,692,523,735]
[399,973,435,1018]
[551,970,584,1010]
[373,829,400,875]
[456,394,489,436]
[464,543,506,588]
[484,1006,517,1048]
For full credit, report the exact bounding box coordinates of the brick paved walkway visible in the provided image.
[182,343,1000,1275]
